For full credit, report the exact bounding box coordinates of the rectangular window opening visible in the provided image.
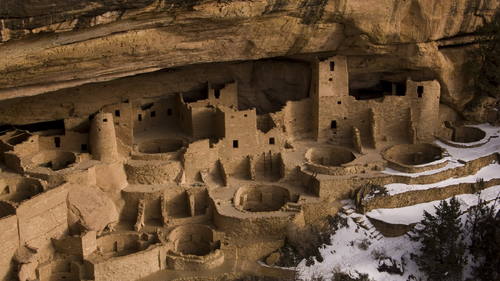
[330,120,337,129]
[54,137,61,148]
[81,144,88,152]
[150,111,156,117]
[114,110,120,117]
[417,86,424,98]
[103,118,108,122]
[167,108,172,116]
[214,88,221,99]
[330,61,335,71]
[269,137,275,145]
[138,114,142,121]
[232,140,239,148]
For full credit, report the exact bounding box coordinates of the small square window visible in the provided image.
[269,137,275,145]
[151,111,156,117]
[167,108,172,116]
[233,140,239,148]
[103,118,108,122]
[337,101,341,105]
[81,144,88,152]
[115,110,120,117]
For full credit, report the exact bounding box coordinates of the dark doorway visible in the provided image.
[330,61,335,71]
[417,86,424,98]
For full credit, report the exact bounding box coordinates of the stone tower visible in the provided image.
[89,112,118,162]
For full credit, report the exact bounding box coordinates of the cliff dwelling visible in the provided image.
[0,1,499,281]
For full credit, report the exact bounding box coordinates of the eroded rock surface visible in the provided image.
[67,185,119,234]
[0,0,498,110]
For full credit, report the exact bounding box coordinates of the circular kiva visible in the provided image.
[383,143,448,173]
[137,138,184,154]
[168,224,219,256]
[306,146,356,167]
[165,224,224,270]
[450,126,486,143]
[31,150,76,171]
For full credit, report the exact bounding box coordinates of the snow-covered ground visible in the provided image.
[297,214,423,281]
[297,186,500,281]
[295,125,500,281]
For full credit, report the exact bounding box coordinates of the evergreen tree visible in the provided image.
[468,12,500,99]
[466,193,499,281]
[413,197,466,281]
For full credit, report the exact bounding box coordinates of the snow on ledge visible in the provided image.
[385,161,499,196]
[366,185,500,225]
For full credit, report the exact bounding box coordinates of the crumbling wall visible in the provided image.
[208,81,238,107]
[17,183,70,260]
[121,186,163,225]
[183,139,217,182]
[178,95,194,136]
[92,246,161,281]
[52,231,97,258]
[0,176,45,203]
[38,132,88,153]
[191,106,217,139]
[0,215,18,281]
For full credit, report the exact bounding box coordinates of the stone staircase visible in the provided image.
[340,202,384,241]
[405,223,424,240]
[281,202,302,212]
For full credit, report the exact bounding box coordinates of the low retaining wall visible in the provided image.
[361,178,500,212]
[91,245,163,281]
[312,153,498,201]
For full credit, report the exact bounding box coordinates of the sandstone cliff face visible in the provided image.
[0,0,498,114]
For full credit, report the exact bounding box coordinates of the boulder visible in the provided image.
[67,185,119,234]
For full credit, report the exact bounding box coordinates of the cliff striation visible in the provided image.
[0,1,498,107]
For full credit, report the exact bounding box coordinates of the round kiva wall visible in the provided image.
[451,126,486,143]
[383,143,447,173]
[137,138,184,154]
[306,146,356,167]
[31,151,76,171]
